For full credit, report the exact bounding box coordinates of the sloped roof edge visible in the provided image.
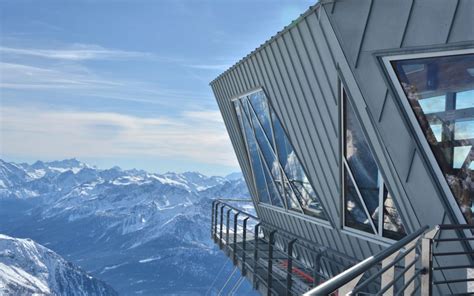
[210,0,333,86]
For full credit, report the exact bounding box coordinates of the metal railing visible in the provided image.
[304,224,474,296]
[211,199,355,296]
[212,200,474,296]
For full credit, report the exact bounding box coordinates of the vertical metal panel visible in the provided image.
[402,0,459,47]
[447,0,474,43]
[325,0,373,67]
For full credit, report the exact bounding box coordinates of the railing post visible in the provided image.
[254,223,261,289]
[287,239,297,296]
[242,217,249,276]
[421,227,439,296]
[226,208,232,250]
[313,253,322,288]
[233,212,240,264]
[211,200,218,239]
[219,204,225,248]
[267,230,276,296]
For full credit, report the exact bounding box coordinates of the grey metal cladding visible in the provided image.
[326,0,473,233]
[210,2,392,262]
[210,0,472,265]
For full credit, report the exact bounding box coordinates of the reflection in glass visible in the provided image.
[342,90,407,239]
[392,53,474,224]
[345,97,380,227]
[344,167,374,234]
[233,90,327,221]
[383,188,406,240]
[248,92,274,148]
[234,100,271,205]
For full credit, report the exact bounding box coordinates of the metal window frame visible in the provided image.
[381,48,474,227]
[340,84,403,242]
[233,88,332,224]
[245,90,333,220]
[244,97,304,213]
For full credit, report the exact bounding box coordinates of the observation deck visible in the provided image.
[212,200,474,295]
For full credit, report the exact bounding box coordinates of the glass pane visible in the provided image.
[248,92,274,147]
[235,90,327,220]
[419,95,446,114]
[271,109,326,218]
[260,153,284,207]
[382,187,407,240]
[345,98,380,227]
[234,100,271,205]
[392,53,474,224]
[246,100,297,210]
[455,120,474,140]
[344,166,375,234]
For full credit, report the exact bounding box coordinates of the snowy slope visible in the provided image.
[0,234,117,296]
[0,159,253,295]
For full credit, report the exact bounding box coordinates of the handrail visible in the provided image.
[303,225,429,296]
[213,198,259,220]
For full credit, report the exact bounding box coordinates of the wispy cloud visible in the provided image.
[0,44,154,61]
[186,64,230,71]
[0,62,213,108]
[0,106,237,167]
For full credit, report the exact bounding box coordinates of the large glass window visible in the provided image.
[343,90,406,240]
[391,53,474,225]
[233,90,327,221]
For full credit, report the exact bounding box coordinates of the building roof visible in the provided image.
[210,1,325,86]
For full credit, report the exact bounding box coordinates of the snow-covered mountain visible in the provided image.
[0,234,117,296]
[0,159,255,295]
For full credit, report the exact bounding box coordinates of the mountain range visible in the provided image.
[0,158,256,295]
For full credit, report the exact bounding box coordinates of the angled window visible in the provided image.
[389,52,474,225]
[233,89,327,221]
[342,89,406,240]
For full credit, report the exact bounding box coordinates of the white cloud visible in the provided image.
[186,64,230,71]
[0,62,213,108]
[0,106,238,167]
[182,110,224,123]
[0,44,154,61]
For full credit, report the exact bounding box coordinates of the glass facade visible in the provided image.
[233,90,327,220]
[343,90,406,240]
[391,53,474,224]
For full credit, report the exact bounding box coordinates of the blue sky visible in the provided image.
[0,0,315,176]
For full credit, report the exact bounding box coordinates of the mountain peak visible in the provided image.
[0,234,118,295]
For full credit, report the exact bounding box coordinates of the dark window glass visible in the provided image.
[343,91,406,239]
[345,97,380,228]
[383,188,406,240]
[392,53,474,224]
[344,167,374,234]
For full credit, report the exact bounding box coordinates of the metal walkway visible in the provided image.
[212,200,474,295]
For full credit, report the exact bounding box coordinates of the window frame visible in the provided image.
[340,84,406,241]
[382,48,474,227]
[231,88,331,226]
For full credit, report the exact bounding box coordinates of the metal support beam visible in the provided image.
[226,208,232,250]
[421,227,439,296]
[254,223,261,289]
[287,239,297,296]
[219,204,225,248]
[313,253,322,288]
[242,217,249,276]
[267,230,276,296]
[233,212,240,264]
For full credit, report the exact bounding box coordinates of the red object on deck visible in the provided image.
[279,260,338,296]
